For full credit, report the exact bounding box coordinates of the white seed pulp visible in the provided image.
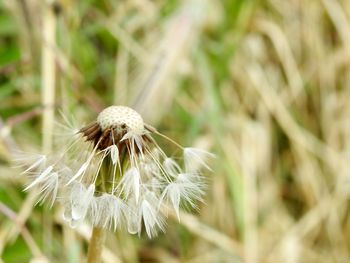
[97,106,144,133]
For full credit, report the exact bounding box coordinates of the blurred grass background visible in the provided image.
[1,0,350,262]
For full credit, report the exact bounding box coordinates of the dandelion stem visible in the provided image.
[87,226,106,263]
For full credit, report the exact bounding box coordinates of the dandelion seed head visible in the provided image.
[19,105,214,238]
[97,106,144,133]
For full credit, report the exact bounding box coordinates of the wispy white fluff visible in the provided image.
[13,152,45,165]
[142,161,161,179]
[58,165,73,185]
[126,199,141,234]
[63,197,84,228]
[176,172,205,201]
[183,147,215,172]
[24,165,54,191]
[121,132,144,154]
[70,183,95,221]
[150,178,163,194]
[20,155,47,175]
[108,145,119,165]
[63,201,72,222]
[90,194,128,230]
[139,194,165,238]
[163,158,182,177]
[108,196,128,230]
[122,132,139,162]
[57,111,81,136]
[66,161,89,185]
[35,172,59,208]
[162,183,181,219]
[161,172,205,220]
[140,200,157,237]
[120,167,141,202]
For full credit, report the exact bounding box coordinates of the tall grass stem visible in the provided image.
[41,5,56,153]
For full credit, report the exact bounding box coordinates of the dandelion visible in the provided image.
[20,105,213,240]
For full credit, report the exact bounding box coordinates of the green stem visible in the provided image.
[87,227,105,263]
